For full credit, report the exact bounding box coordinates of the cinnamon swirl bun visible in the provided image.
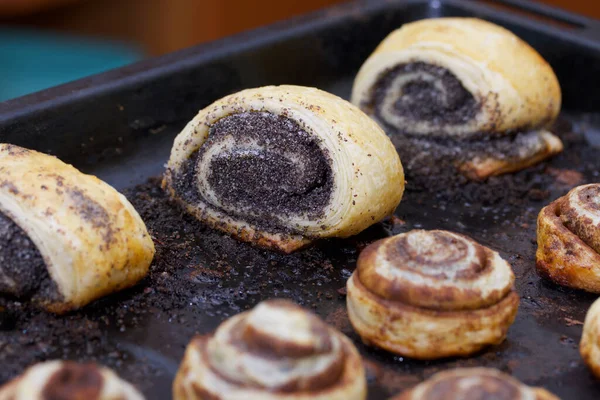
[346,229,519,359]
[352,18,562,181]
[163,85,404,253]
[391,368,560,400]
[581,297,600,378]
[173,299,366,400]
[0,360,144,400]
[537,184,600,292]
[0,144,154,313]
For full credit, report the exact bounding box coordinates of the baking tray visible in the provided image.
[1,0,600,399]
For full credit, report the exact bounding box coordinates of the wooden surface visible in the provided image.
[1,0,346,55]
[1,0,599,56]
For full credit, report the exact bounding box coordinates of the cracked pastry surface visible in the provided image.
[173,299,366,400]
[0,360,145,400]
[536,184,600,293]
[163,85,404,253]
[391,368,560,400]
[351,17,562,181]
[0,144,155,313]
[346,229,519,359]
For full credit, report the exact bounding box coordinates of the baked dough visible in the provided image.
[163,85,404,253]
[346,229,519,359]
[0,360,145,400]
[536,184,600,292]
[173,299,366,400]
[0,144,155,313]
[581,297,600,378]
[391,368,560,400]
[351,17,562,180]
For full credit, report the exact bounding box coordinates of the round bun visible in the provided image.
[0,360,144,400]
[173,299,366,400]
[581,297,600,378]
[537,184,600,292]
[391,368,560,400]
[346,229,519,359]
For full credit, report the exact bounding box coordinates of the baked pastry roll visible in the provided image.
[581,297,600,378]
[163,85,404,253]
[391,368,560,400]
[537,184,600,293]
[346,229,519,359]
[173,299,366,400]
[0,360,145,400]
[351,18,562,181]
[0,144,155,313]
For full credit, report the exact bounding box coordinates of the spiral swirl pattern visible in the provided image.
[392,368,560,400]
[195,112,333,226]
[0,361,144,400]
[347,230,519,359]
[164,85,404,253]
[357,230,514,310]
[368,62,480,138]
[537,184,600,293]
[351,18,562,181]
[173,300,366,400]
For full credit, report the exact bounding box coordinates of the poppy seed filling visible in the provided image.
[0,211,59,301]
[371,62,480,125]
[174,111,334,234]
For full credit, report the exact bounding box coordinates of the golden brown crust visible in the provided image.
[351,18,562,179]
[163,85,404,253]
[346,230,519,359]
[536,184,600,293]
[0,144,155,313]
[390,368,560,400]
[580,298,600,378]
[0,360,145,400]
[173,300,366,400]
[458,131,564,181]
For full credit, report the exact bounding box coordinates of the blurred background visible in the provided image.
[0,0,597,102]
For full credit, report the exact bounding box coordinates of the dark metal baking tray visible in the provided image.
[1,0,600,399]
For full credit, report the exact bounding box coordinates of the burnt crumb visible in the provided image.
[527,188,550,202]
[172,111,333,235]
[0,211,58,301]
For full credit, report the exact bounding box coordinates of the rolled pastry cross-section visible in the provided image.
[173,299,367,400]
[352,18,563,181]
[346,229,519,359]
[0,144,155,313]
[391,368,560,400]
[0,360,145,400]
[163,85,404,253]
[536,184,600,293]
[581,297,600,378]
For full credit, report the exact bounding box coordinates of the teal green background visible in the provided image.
[0,28,143,101]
